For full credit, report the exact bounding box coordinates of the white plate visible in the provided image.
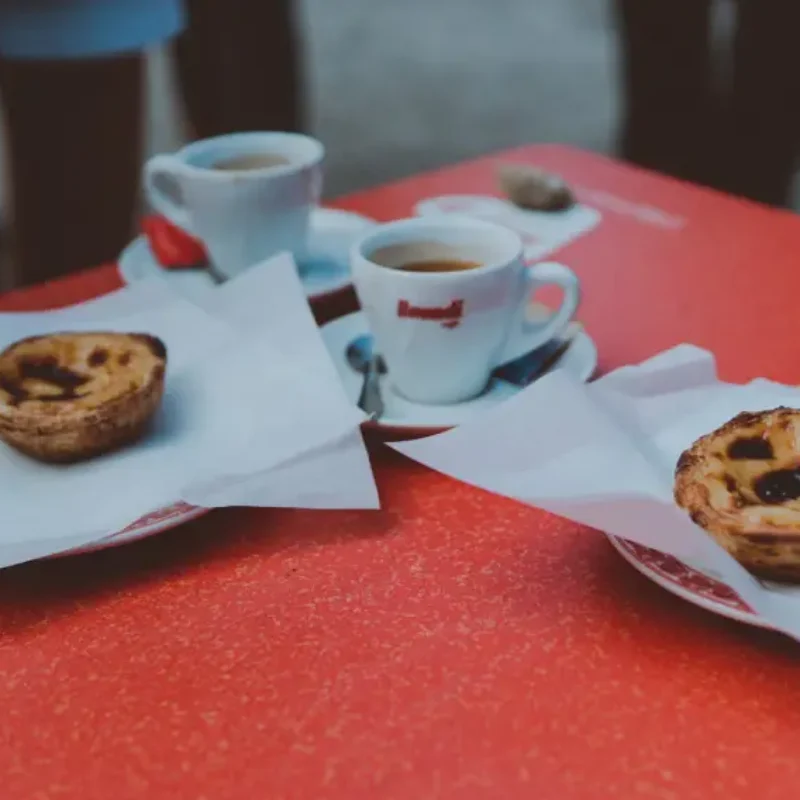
[607,536,770,629]
[61,503,210,557]
[118,208,375,304]
[322,309,597,434]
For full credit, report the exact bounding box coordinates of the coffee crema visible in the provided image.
[398,259,482,274]
[211,153,291,172]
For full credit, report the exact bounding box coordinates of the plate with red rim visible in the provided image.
[118,208,375,305]
[607,536,771,629]
[322,307,598,437]
[54,503,211,558]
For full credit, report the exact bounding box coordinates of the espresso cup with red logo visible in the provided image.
[351,216,581,405]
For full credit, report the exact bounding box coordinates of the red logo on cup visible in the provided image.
[397,299,464,329]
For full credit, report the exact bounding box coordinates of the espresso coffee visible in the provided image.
[400,259,482,273]
[212,153,291,172]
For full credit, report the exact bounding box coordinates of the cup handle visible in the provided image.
[519,261,581,349]
[143,154,195,234]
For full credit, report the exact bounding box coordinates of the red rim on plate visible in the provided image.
[56,503,210,557]
[608,536,765,626]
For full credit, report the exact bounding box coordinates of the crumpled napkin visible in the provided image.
[0,253,378,568]
[393,344,800,640]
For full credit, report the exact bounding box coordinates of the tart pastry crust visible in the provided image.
[0,332,166,463]
[675,407,800,582]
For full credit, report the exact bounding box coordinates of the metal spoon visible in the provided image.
[492,322,583,386]
[345,335,387,421]
[206,262,226,285]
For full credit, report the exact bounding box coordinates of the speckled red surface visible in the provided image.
[2,146,800,800]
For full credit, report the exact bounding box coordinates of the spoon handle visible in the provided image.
[207,263,226,284]
[358,355,385,420]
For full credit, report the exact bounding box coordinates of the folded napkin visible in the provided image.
[0,253,378,568]
[393,345,800,641]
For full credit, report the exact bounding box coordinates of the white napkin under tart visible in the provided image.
[0,254,378,568]
[393,345,800,641]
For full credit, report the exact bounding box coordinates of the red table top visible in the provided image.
[2,145,799,800]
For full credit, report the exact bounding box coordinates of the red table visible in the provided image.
[2,146,799,800]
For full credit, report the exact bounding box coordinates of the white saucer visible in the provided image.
[118,208,375,304]
[322,310,598,435]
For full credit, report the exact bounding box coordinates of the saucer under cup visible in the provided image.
[118,208,375,304]
[322,309,598,433]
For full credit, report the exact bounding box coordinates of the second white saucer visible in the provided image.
[322,309,598,435]
[118,208,375,304]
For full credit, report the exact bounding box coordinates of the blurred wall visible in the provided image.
[145,0,619,197]
[3,0,778,225]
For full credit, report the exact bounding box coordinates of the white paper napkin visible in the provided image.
[393,345,800,640]
[0,254,378,568]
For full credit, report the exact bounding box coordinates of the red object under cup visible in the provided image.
[141,215,207,269]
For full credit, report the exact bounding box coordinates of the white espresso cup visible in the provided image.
[351,216,581,404]
[143,132,324,280]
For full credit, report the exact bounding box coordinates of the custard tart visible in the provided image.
[0,332,166,463]
[675,407,800,582]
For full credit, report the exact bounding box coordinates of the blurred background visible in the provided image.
[145,0,620,197]
[4,0,796,290]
